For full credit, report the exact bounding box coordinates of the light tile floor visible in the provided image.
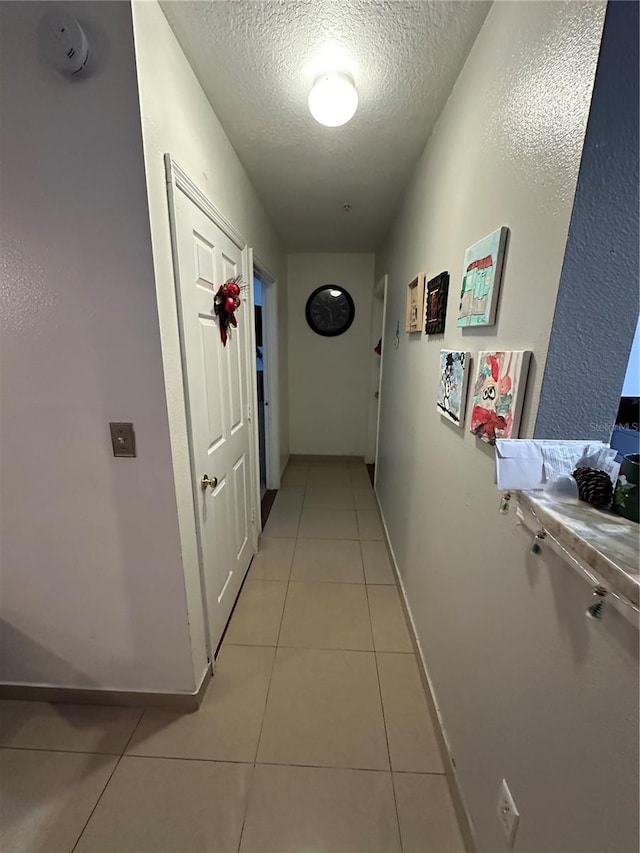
[0,459,465,853]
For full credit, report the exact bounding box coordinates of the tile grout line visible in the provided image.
[0,743,444,774]
[224,641,412,653]
[292,488,304,538]
[358,537,367,586]
[124,705,147,754]
[0,744,124,757]
[248,513,295,745]
[244,577,394,586]
[238,466,393,850]
[116,753,256,765]
[69,707,145,853]
[235,478,301,853]
[364,581,406,853]
[253,760,446,775]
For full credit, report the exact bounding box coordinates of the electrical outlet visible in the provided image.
[497,778,519,846]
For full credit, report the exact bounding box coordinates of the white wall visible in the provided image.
[376,3,638,852]
[0,1,195,693]
[130,0,288,675]
[287,254,374,456]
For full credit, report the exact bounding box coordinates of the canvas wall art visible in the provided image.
[470,350,531,443]
[437,350,470,427]
[424,271,449,335]
[405,273,425,333]
[457,226,508,327]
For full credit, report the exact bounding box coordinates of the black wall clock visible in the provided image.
[305,285,355,337]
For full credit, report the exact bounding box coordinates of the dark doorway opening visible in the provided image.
[254,269,267,498]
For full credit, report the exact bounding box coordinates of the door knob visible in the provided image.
[201,474,218,490]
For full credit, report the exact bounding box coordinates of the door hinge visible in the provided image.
[251,507,256,524]
[247,402,253,423]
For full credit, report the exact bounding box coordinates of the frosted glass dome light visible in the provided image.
[308,71,358,127]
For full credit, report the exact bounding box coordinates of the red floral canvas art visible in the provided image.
[469,350,531,443]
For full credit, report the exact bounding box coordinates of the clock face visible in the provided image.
[305,286,355,337]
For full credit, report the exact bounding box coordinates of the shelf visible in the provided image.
[517,491,639,608]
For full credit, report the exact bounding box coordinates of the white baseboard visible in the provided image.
[373,485,477,853]
[289,454,365,464]
[280,452,290,479]
[0,662,213,712]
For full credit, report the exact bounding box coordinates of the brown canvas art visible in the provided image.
[405,273,425,333]
[424,271,449,335]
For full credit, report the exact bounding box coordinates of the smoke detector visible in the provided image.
[38,9,89,76]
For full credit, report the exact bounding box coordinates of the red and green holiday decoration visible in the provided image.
[213,277,243,346]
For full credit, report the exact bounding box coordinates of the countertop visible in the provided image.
[517,491,639,608]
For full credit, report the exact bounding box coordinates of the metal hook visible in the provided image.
[586,585,608,620]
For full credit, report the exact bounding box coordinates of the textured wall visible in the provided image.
[131,0,289,676]
[535,0,640,440]
[288,254,375,456]
[159,0,490,250]
[0,2,195,692]
[376,3,638,852]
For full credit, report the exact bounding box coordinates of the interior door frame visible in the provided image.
[253,257,281,496]
[164,154,260,654]
[373,274,388,489]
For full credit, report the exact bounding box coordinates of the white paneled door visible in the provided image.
[169,167,256,655]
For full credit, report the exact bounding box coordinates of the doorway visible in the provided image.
[365,274,388,484]
[252,260,281,524]
[254,269,267,498]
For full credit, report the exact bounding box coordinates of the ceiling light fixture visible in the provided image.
[308,70,358,127]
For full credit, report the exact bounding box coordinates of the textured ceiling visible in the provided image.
[159,1,491,251]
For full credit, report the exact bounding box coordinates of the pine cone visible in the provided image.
[572,467,614,509]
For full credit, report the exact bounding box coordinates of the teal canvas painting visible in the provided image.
[457,227,508,327]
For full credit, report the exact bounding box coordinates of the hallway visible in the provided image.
[2,2,638,851]
[0,459,465,852]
